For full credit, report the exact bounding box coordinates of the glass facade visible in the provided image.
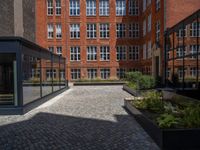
[0,38,67,111]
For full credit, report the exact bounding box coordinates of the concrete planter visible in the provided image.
[124,99,200,150]
[123,84,141,97]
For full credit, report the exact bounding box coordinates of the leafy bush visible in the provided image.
[133,91,164,113]
[182,104,200,128]
[157,113,179,128]
[127,82,137,90]
[125,71,155,90]
[143,91,164,113]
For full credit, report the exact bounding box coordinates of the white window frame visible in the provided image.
[70,0,80,16]
[129,0,139,16]
[87,69,97,79]
[177,26,187,37]
[87,46,97,61]
[71,69,81,80]
[156,0,160,11]
[116,46,126,61]
[143,0,146,12]
[190,22,200,37]
[100,68,110,79]
[99,0,109,16]
[47,0,53,15]
[117,68,126,79]
[176,46,186,58]
[116,23,126,38]
[86,0,96,16]
[70,24,80,39]
[47,23,54,39]
[100,46,110,61]
[70,46,81,61]
[56,24,62,39]
[147,14,152,32]
[87,24,97,38]
[99,23,110,38]
[55,0,61,15]
[129,46,139,61]
[116,0,126,16]
[129,23,139,38]
[56,46,62,55]
[48,46,54,52]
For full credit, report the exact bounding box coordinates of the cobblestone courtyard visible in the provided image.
[0,85,159,150]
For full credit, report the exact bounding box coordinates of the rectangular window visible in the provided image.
[116,46,126,61]
[129,23,139,38]
[47,24,54,39]
[99,23,110,38]
[117,68,126,79]
[48,46,54,52]
[129,0,139,15]
[55,0,61,15]
[156,21,160,42]
[143,0,146,12]
[47,0,53,15]
[143,44,147,59]
[100,69,110,79]
[46,69,56,80]
[129,46,139,60]
[147,14,152,32]
[71,69,81,80]
[190,67,199,77]
[190,45,199,59]
[190,22,200,37]
[176,46,186,58]
[156,0,160,11]
[100,46,110,61]
[31,69,40,79]
[99,0,109,16]
[178,68,186,79]
[70,24,80,39]
[86,0,96,16]
[87,69,97,79]
[56,46,62,55]
[87,24,97,38]
[116,23,126,38]
[60,70,65,80]
[116,0,126,16]
[176,26,186,37]
[87,46,97,61]
[70,0,80,16]
[143,19,146,36]
[56,24,62,39]
[70,46,80,61]
[147,41,152,58]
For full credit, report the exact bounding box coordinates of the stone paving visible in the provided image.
[0,85,159,150]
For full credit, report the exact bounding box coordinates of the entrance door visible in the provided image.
[0,54,16,105]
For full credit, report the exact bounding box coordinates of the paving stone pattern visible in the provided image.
[0,86,159,150]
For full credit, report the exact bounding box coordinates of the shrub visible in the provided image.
[143,91,164,113]
[182,104,200,128]
[157,113,179,128]
[125,71,155,90]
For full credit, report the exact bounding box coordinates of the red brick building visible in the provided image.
[35,0,200,81]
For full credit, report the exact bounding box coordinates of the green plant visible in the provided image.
[125,71,155,90]
[143,91,164,113]
[182,104,200,128]
[127,82,138,90]
[157,113,179,128]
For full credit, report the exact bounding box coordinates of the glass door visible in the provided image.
[0,54,16,105]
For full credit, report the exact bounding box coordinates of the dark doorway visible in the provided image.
[155,56,159,78]
[0,54,16,105]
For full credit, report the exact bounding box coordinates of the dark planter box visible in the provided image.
[124,99,200,150]
[123,84,141,96]
[74,81,125,86]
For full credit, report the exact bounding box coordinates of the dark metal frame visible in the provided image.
[0,37,68,114]
[164,9,200,90]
